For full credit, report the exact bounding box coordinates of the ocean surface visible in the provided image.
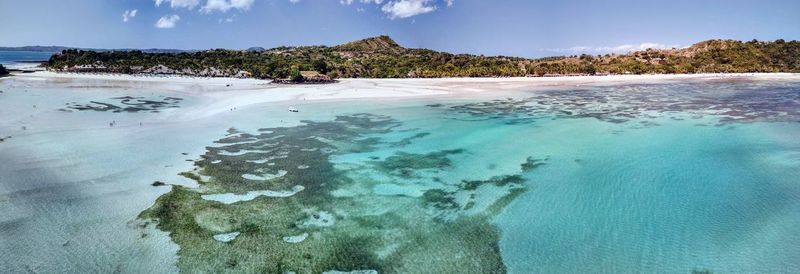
[0,50,54,68]
[1,75,799,273]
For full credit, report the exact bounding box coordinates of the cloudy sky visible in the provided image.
[1,0,798,57]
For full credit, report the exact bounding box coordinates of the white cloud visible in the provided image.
[154,0,201,9]
[289,0,301,3]
[606,43,678,52]
[153,0,253,13]
[201,0,255,13]
[340,0,383,5]
[341,0,453,18]
[155,14,181,28]
[219,14,237,23]
[381,0,436,19]
[122,9,138,22]
[546,43,682,55]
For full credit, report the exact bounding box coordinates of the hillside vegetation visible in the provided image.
[46,36,800,79]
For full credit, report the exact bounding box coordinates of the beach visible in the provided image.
[11,70,800,104]
[2,71,800,273]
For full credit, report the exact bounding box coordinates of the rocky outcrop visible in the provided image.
[246,47,265,52]
[142,64,176,74]
[334,35,403,54]
[272,70,336,84]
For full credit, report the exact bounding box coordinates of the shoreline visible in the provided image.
[5,71,800,119]
[10,70,799,84]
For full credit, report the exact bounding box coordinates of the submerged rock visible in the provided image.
[297,211,336,228]
[138,114,519,273]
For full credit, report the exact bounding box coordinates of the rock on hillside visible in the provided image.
[334,35,403,53]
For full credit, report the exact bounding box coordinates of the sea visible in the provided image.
[0,50,54,68]
[1,71,799,273]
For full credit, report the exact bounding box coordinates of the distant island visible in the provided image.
[43,36,800,82]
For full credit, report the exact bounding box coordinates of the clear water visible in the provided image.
[497,118,800,273]
[1,76,799,273]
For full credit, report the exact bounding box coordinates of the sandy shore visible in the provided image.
[12,71,800,91]
[5,71,800,120]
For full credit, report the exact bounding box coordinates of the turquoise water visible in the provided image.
[331,80,800,273]
[347,93,800,273]
[496,118,800,273]
[1,76,799,273]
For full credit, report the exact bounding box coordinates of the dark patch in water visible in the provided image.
[434,79,800,124]
[62,96,182,113]
[139,113,542,273]
[375,149,463,178]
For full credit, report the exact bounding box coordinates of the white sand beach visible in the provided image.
[7,71,800,121]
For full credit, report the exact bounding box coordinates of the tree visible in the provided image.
[585,64,597,75]
[289,65,303,82]
[327,71,339,79]
[312,59,328,74]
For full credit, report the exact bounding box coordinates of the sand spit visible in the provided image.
[322,270,378,274]
[212,232,240,243]
[282,233,309,244]
[201,185,305,204]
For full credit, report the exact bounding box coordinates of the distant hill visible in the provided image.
[245,47,266,52]
[0,45,191,54]
[44,36,800,79]
[0,46,71,52]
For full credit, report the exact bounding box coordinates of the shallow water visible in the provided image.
[1,76,799,273]
[496,118,800,273]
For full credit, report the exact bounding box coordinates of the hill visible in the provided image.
[335,35,403,53]
[527,39,800,75]
[0,46,73,52]
[44,36,800,79]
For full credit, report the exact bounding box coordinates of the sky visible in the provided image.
[1,0,798,57]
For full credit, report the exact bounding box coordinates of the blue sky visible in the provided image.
[1,0,798,57]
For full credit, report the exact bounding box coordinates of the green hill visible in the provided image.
[45,36,800,79]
